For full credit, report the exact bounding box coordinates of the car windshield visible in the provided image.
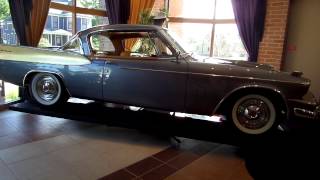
[161,29,189,55]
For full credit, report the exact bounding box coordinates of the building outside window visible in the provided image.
[81,18,88,30]
[67,17,72,30]
[52,16,59,30]
[0,0,108,101]
[2,0,108,48]
[168,0,247,60]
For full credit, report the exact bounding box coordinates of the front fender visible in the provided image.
[213,84,289,119]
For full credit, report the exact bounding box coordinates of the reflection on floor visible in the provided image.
[0,96,4,105]
[0,109,251,180]
[0,100,319,179]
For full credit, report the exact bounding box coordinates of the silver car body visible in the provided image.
[0,25,317,118]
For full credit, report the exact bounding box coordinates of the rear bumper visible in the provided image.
[288,98,319,120]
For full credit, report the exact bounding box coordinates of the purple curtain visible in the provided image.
[231,0,267,62]
[105,0,130,24]
[8,0,33,46]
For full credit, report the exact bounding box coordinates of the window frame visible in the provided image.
[50,1,107,35]
[167,0,240,58]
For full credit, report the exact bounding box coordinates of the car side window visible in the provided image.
[131,37,157,57]
[90,33,116,56]
[89,31,174,59]
[63,38,84,54]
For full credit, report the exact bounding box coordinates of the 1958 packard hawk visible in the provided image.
[0,25,318,135]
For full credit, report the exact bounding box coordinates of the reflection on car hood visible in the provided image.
[194,56,275,71]
[0,45,90,66]
[188,56,310,85]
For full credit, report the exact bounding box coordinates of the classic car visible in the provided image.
[0,24,318,135]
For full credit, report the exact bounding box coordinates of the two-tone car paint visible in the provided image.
[0,25,316,119]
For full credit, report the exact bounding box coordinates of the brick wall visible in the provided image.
[258,0,290,70]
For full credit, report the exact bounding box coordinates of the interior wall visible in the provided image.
[284,0,320,98]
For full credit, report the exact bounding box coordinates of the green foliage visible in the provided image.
[5,89,19,102]
[80,0,101,9]
[80,0,103,28]
[0,0,9,21]
[158,7,168,17]
[139,9,155,25]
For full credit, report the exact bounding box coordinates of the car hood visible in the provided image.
[195,56,275,70]
[0,45,90,66]
[187,56,310,85]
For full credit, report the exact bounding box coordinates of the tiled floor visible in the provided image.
[0,107,254,180]
[1,99,320,180]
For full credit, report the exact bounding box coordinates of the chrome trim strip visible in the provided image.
[121,67,308,85]
[120,67,188,74]
[294,107,317,119]
[189,72,309,85]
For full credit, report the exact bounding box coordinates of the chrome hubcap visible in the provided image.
[236,98,270,130]
[36,76,58,102]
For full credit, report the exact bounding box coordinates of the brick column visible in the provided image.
[258,0,290,70]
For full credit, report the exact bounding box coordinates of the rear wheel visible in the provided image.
[28,73,66,106]
[230,94,277,135]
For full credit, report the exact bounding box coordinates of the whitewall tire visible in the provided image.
[231,94,276,135]
[29,73,62,106]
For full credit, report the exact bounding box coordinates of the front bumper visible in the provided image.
[288,98,319,120]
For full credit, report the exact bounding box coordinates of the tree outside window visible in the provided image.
[0,0,10,43]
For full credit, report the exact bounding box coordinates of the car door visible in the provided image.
[60,37,104,100]
[90,30,188,112]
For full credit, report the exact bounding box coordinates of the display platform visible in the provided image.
[7,99,320,178]
[9,99,286,146]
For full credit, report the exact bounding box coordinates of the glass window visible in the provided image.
[52,0,73,5]
[67,17,72,30]
[43,9,72,47]
[81,18,88,30]
[168,22,212,57]
[213,24,247,60]
[0,0,19,102]
[90,33,116,55]
[90,31,174,58]
[7,34,10,43]
[77,0,106,9]
[62,37,83,54]
[56,35,62,46]
[168,0,247,60]
[1,21,17,45]
[52,16,59,30]
[215,0,235,19]
[169,0,215,19]
[76,14,108,31]
[49,0,108,47]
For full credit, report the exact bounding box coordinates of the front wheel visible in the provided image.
[230,94,277,135]
[29,73,65,106]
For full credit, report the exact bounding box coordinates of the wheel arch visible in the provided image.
[213,85,288,120]
[23,70,71,97]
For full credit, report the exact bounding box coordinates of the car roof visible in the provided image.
[78,24,164,36]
